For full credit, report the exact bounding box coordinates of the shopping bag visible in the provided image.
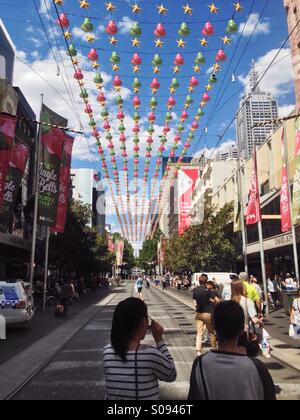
[289,324,296,338]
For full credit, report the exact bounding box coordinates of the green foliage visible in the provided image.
[164,203,238,273]
[137,229,162,272]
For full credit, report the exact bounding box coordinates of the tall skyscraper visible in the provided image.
[283,0,300,112]
[236,61,278,160]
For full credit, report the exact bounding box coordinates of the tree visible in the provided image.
[164,203,238,273]
[137,229,162,272]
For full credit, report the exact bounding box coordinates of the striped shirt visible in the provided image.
[103,340,177,400]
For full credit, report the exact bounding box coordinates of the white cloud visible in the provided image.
[72,27,88,42]
[39,0,51,16]
[239,13,270,37]
[72,136,98,162]
[194,140,237,160]
[238,48,293,98]
[278,104,295,117]
[118,16,135,35]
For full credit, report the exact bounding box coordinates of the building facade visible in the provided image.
[237,62,278,160]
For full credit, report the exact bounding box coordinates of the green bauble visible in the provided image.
[145,158,150,164]
[161,136,167,144]
[120,144,126,151]
[146,145,152,152]
[177,124,184,132]
[133,111,140,121]
[134,152,139,158]
[101,109,109,118]
[209,74,218,84]
[89,119,96,128]
[110,51,120,63]
[165,112,173,121]
[188,133,194,140]
[67,44,77,57]
[81,18,94,32]
[106,133,112,140]
[197,109,205,117]
[178,22,190,37]
[132,78,141,89]
[130,22,142,37]
[150,97,158,108]
[115,95,123,106]
[148,124,154,134]
[158,151,162,157]
[109,149,115,156]
[133,134,139,143]
[118,123,125,132]
[226,19,238,34]
[185,95,193,104]
[152,54,162,66]
[195,52,205,65]
[94,73,103,84]
[79,89,88,99]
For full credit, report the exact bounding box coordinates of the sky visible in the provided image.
[0,0,296,250]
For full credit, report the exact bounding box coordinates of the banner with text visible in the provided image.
[37,105,67,227]
[292,119,300,226]
[246,148,261,226]
[178,167,199,235]
[0,115,16,208]
[51,134,74,233]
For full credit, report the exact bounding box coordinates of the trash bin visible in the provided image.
[282,291,298,315]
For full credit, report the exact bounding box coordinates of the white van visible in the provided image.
[0,281,35,325]
[192,272,239,288]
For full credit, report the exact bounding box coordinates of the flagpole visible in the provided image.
[29,94,43,290]
[283,122,300,286]
[237,156,248,273]
[258,219,269,315]
[43,227,50,311]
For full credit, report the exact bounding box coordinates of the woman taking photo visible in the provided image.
[103,297,177,400]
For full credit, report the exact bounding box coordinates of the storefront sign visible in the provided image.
[246,232,299,255]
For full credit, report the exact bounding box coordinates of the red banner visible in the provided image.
[280,128,292,232]
[51,134,74,233]
[178,167,199,235]
[0,115,16,208]
[246,148,261,225]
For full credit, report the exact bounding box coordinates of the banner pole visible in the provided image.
[43,227,50,312]
[237,156,248,274]
[258,219,269,315]
[29,94,43,290]
[283,122,300,286]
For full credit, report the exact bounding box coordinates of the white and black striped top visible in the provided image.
[103,340,177,400]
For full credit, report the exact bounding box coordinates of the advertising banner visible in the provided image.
[115,240,124,266]
[0,114,16,208]
[246,149,261,225]
[178,167,199,235]
[280,128,292,233]
[292,120,300,226]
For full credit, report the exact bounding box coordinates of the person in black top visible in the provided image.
[193,274,218,356]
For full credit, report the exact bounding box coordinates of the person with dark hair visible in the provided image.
[103,297,177,400]
[193,274,218,356]
[188,301,276,400]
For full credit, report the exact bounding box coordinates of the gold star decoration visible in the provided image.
[193,65,201,73]
[55,0,63,5]
[154,38,164,48]
[105,2,116,12]
[133,65,140,73]
[213,63,221,72]
[95,83,103,89]
[173,66,180,74]
[151,88,158,94]
[195,115,200,121]
[92,62,100,69]
[79,80,85,87]
[209,3,219,13]
[188,86,194,93]
[206,84,213,91]
[80,0,90,9]
[112,64,120,71]
[114,86,122,92]
[133,87,139,93]
[153,66,160,74]
[200,38,208,47]
[200,101,206,108]
[234,2,243,12]
[170,86,176,94]
[132,38,141,47]
[157,4,168,15]
[132,3,142,13]
[184,103,190,109]
[183,4,193,15]
[222,36,231,45]
[177,38,186,48]
[109,36,118,45]
[86,34,95,42]
[64,31,71,39]
[72,58,79,65]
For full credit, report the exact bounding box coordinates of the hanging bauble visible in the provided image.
[184,142,191,149]
[167,96,176,108]
[113,75,122,87]
[163,126,170,134]
[106,20,118,35]
[88,48,99,61]
[85,104,93,114]
[101,109,109,119]
[134,145,139,152]
[109,150,115,156]
[174,54,184,66]
[117,110,125,120]
[177,124,184,132]
[181,110,189,120]
[132,78,141,90]
[159,144,165,152]
[154,23,166,37]
[134,171,139,178]
[81,18,94,32]
[150,78,160,90]
[123,164,128,170]
[174,134,181,143]
[107,142,114,149]
[133,125,140,133]
[209,74,218,84]
[132,96,141,108]
[202,22,214,36]
[146,151,151,158]
[130,22,142,37]
[190,76,199,87]
[188,133,194,140]
[197,109,205,117]
[156,158,161,165]
[148,111,156,122]
[131,53,142,65]
[106,133,113,141]
[74,69,84,80]
[165,112,173,122]
[147,136,153,144]
[79,89,88,99]
[146,145,152,152]
[113,170,118,177]
[216,49,227,62]
[150,97,158,109]
[171,78,179,88]
[94,73,103,84]
[89,119,96,128]
[133,134,139,143]
[148,124,154,134]
[202,92,210,102]
[110,51,120,64]
[119,133,126,142]
[185,95,193,104]
[178,22,190,37]
[120,144,126,151]
[133,111,140,122]
[192,121,199,130]
[118,122,125,132]
[134,152,139,158]
[152,54,162,67]
[98,147,104,155]
[154,172,159,178]
[103,120,111,130]
[195,52,205,65]
[66,44,77,57]
[226,19,239,34]
[115,95,123,106]
[57,13,69,28]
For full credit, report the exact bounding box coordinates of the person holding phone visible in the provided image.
[103,297,177,400]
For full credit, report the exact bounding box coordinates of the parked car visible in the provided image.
[0,281,35,325]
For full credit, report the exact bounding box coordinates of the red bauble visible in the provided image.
[105,20,118,35]
[154,23,166,37]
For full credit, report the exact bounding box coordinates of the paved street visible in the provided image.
[0,282,299,400]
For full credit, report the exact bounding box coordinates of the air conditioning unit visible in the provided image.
[0,78,18,115]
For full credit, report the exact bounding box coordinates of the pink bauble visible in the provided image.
[131,53,142,65]
[97,92,106,103]
[167,96,176,107]
[88,48,99,61]
[203,22,214,36]
[150,78,160,89]
[103,121,111,130]
[154,23,166,37]
[190,76,199,87]
[216,49,227,62]
[181,110,188,120]
[74,69,84,80]
[174,134,181,143]
[133,125,140,133]
[147,136,153,144]
[106,20,118,35]
[113,76,122,86]
[174,54,184,66]
[148,112,156,122]
[119,133,126,142]
[57,13,69,28]
[202,92,210,102]
[192,121,199,129]
[117,110,125,120]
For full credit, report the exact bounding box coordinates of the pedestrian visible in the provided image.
[103,297,177,400]
[285,273,294,290]
[135,275,144,301]
[188,301,276,400]
[250,277,263,314]
[162,276,167,291]
[193,274,218,356]
[239,272,262,317]
[267,277,278,309]
[290,288,300,342]
[60,279,73,316]
[146,276,151,290]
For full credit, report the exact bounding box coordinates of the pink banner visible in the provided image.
[51,134,74,233]
[108,236,114,253]
[178,167,199,235]
[0,115,16,208]
[246,148,261,225]
[280,128,292,232]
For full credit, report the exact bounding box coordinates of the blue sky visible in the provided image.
[0,0,295,246]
